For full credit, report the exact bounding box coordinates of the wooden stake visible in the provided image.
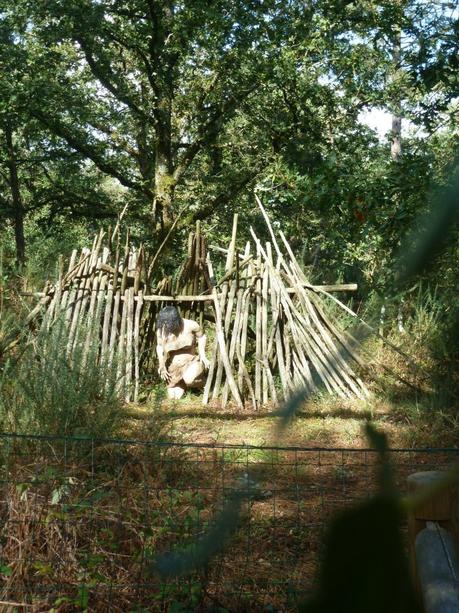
[116,285,128,396]
[261,254,269,404]
[206,254,243,408]
[58,249,77,316]
[66,247,92,356]
[204,214,238,404]
[101,245,119,366]
[133,289,144,403]
[125,285,135,401]
[255,249,262,404]
[107,250,123,375]
[237,265,253,396]
[212,216,238,398]
[221,243,250,407]
[65,250,87,325]
[236,344,257,411]
[81,247,108,367]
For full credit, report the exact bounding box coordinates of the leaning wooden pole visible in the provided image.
[221,244,250,407]
[267,244,289,400]
[237,258,253,399]
[254,248,262,404]
[203,214,238,404]
[212,214,239,400]
[66,246,92,356]
[206,254,243,408]
[261,252,270,404]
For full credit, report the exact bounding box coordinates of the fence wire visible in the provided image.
[0,433,457,612]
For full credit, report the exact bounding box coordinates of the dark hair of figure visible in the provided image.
[156,306,183,336]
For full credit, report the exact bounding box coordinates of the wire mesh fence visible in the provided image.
[0,433,457,611]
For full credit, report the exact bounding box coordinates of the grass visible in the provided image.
[128,387,444,450]
[2,297,455,452]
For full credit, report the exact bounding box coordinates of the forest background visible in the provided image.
[0,0,458,431]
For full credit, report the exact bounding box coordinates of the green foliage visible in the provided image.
[1,212,94,287]
[0,1,452,249]
[0,318,124,438]
[0,0,456,293]
[404,284,443,344]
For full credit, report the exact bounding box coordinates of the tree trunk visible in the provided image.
[152,74,175,234]
[4,122,26,269]
[391,24,402,161]
[153,135,175,234]
[391,15,405,331]
[391,113,402,160]
[149,2,176,236]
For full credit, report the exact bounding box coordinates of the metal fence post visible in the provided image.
[407,470,459,611]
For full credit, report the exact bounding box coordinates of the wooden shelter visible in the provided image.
[28,202,370,407]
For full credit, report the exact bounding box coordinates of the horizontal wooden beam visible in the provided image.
[140,294,212,302]
[21,287,213,302]
[24,283,357,303]
[288,283,358,293]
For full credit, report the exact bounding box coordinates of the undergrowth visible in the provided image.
[0,317,124,439]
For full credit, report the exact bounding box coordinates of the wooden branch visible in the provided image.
[66,244,93,355]
[188,169,260,225]
[261,253,271,404]
[267,243,288,400]
[101,245,118,366]
[173,86,257,186]
[222,242,251,407]
[212,214,238,401]
[142,294,212,302]
[125,286,135,401]
[31,109,143,193]
[238,257,253,396]
[287,283,358,293]
[25,291,213,302]
[133,289,144,402]
[78,36,149,121]
[147,202,189,279]
[206,253,243,408]
[255,247,262,403]
[24,281,356,300]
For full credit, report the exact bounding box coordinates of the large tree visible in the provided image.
[0,7,120,268]
[1,0,456,270]
[3,1,402,246]
[4,1,298,239]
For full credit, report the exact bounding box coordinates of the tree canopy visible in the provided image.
[0,0,457,285]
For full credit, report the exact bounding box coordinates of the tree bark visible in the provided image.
[149,1,176,233]
[153,112,175,232]
[4,122,26,268]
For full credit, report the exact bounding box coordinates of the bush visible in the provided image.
[0,317,124,439]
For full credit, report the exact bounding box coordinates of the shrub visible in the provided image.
[0,316,124,439]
